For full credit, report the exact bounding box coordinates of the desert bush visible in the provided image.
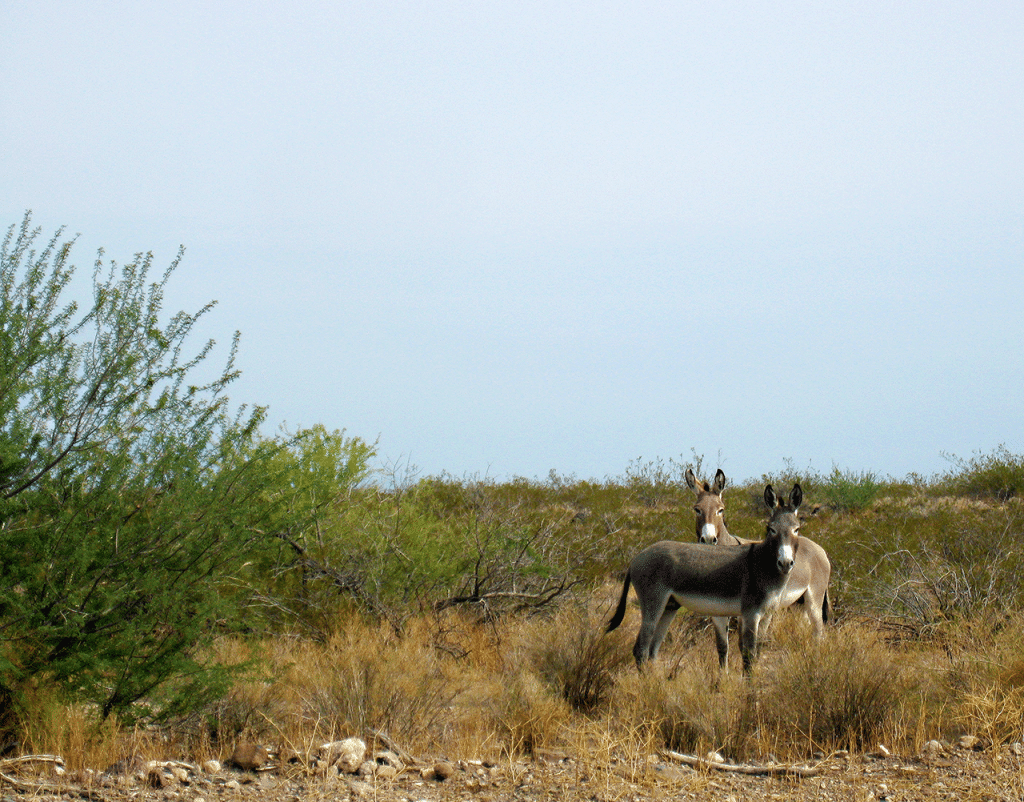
[942,445,1024,501]
[524,603,633,712]
[947,614,1024,745]
[836,505,1024,629]
[754,624,920,754]
[289,622,461,748]
[0,213,290,728]
[820,467,884,512]
[620,454,700,509]
[492,669,571,756]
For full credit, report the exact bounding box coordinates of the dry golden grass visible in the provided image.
[17,604,1024,772]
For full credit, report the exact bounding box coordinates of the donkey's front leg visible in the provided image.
[738,613,763,675]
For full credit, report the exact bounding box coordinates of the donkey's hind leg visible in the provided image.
[805,586,829,637]
[648,598,680,660]
[633,592,675,666]
[711,616,731,669]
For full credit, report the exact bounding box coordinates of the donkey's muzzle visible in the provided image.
[776,543,796,574]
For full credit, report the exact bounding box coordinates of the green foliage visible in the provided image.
[820,466,883,512]
[0,213,280,727]
[941,445,1024,501]
[730,459,821,515]
[815,495,1024,631]
[242,424,378,632]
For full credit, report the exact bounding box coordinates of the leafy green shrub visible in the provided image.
[941,445,1024,501]
[820,467,883,512]
[0,213,282,728]
[836,504,1024,628]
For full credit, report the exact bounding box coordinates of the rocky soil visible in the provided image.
[2,735,1023,802]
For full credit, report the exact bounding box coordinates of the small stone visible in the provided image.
[202,759,222,774]
[146,768,170,788]
[229,742,269,771]
[319,738,367,773]
[224,779,241,791]
[706,751,725,763]
[923,739,943,756]
[374,764,398,780]
[958,734,980,750]
[357,761,376,777]
[345,778,374,798]
[432,761,457,781]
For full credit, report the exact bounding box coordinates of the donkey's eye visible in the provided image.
[693,507,701,514]
[717,508,724,516]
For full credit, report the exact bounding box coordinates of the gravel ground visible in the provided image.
[3,740,1023,802]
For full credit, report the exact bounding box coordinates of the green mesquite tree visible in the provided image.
[0,212,280,725]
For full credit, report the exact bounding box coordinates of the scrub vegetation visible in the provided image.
[5,214,1024,778]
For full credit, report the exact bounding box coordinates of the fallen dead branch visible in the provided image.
[662,749,822,778]
[0,754,107,799]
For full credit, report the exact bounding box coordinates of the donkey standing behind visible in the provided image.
[606,484,803,674]
[685,468,831,668]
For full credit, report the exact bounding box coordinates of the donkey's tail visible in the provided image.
[821,588,831,626]
[606,569,632,633]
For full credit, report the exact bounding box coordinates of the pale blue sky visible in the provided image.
[3,1,1022,482]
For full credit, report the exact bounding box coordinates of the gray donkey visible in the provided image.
[606,483,803,673]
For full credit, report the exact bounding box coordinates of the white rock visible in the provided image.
[319,737,367,773]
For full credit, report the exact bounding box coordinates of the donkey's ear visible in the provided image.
[789,483,803,510]
[711,468,726,495]
[764,484,778,508]
[685,468,698,491]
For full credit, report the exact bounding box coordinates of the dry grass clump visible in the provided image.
[753,621,924,756]
[947,613,1024,746]
[490,669,572,756]
[607,649,758,760]
[13,691,149,772]
[603,618,928,762]
[517,601,634,712]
